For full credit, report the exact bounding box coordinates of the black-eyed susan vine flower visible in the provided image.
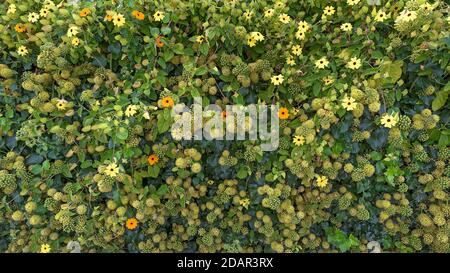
[15,24,26,33]
[278,107,289,120]
[104,163,119,177]
[17,46,28,56]
[126,218,138,230]
[79,8,91,17]
[125,105,138,117]
[161,97,174,108]
[279,13,291,24]
[315,57,329,69]
[316,176,328,188]
[28,12,40,23]
[342,96,357,111]
[71,37,80,46]
[271,74,284,85]
[341,23,353,32]
[147,154,159,165]
[40,244,51,253]
[380,113,399,128]
[153,11,165,21]
[239,198,250,209]
[242,10,252,21]
[347,57,362,70]
[56,99,68,110]
[347,0,361,5]
[132,10,145,20]
[264,9,274,18]
[113,13,126,27]
[196,35,205,44]
[323,6,335,16]
[291,45,302,56]
[7,4,16,14]
[293,135,305,146]
[67,26,79,37]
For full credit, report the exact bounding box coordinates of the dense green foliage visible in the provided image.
[0,0,449,253]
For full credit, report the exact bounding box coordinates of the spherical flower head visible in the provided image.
[297,21,310,33]
[147,154,159,165]
[28,12,40,23]
[293,135,305,146]
[7,4,17,14]
[323,6,335,16]
[347,0,360,5]
[264,9,274,18]
[104,163,119,177]
[286,55,296,66]
[196,35,205,44]
[126,218,138,230]
[380,113,399,128]
[40,244,51,253]
[279,13,291,24]
[340,23,353,32]
[125,105,138,117]
[271,74,284,85]
[67,26,79,37]
[315,57,329,69]
[347,57,361,70]
[291,45,302,56]
[375,11,387,22]
[342,96,357,111]
[154,11,165,22]
[17,46,28,56]
[161,96,174,108]
[80,8,91,17]
[113,13,126,27]
[316,176,328,188]
[278,107,289,120]
[71,37,80,46]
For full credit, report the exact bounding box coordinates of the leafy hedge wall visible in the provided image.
[0,0,449,253]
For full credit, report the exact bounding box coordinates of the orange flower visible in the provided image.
[221,111,228,119]
[132,10,145,20]
[147,154,159,165]
[126,218,138,230]
[156,35,165,48]
[79,8,91,17]
[161,96,174,108]
[14,24,26,33]
[278,107,289,120]
[104,14,113,22]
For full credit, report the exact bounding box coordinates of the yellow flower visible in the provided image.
[375,11,387,22]
[247,36,257,47]
[196,35,205,44]
[421,3,434,13]
[7,4,17,14]
[56,99,68,110]
[15,24,26,33]
[397,10,417,22]
[347,0,360,5]
[341,96,357,111]
[295,30,306,40]
[317,176,328,188]
[380,113,399,128]
[323,6,335,16]
[347,57,361,70]
[104,163,119,177]
[271,74,284,85]
[104,10,116,22]
[239,198,250,209]
[71,37,80,46]
[286,55,296,66]
[40,8,50,18]
[297,21,310,33]
[80,8,91,17]
[153,11,165,22]
[291,45,302,56]
[293,135,305,146]
[17,46,28,56]
[250,32,264,42]
[40,244,51,253]
[243,10,253,21]
[315,57,329,69]
[274,1,285,9]
[125,105,138,117]
[279,13,291,24]
[264,9,274,18]
[340,23,352,32]
[113,13,126,27]
[28,12,40,23]
[67,26,79,37]
[323,76,334,85]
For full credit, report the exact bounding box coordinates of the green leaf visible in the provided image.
[432,82,450,111]
[156,184,168,196]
